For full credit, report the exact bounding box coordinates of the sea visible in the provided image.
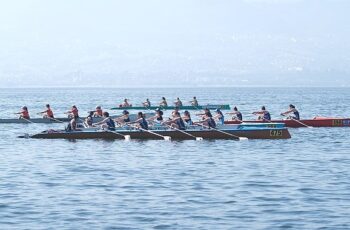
[0,87,349,229]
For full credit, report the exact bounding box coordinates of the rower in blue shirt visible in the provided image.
[132,112,148,130]
[281,104,300,120]
[94,112,116,131]
[214,108,225,125]
[253,106,271,121]
[227,106,243,121]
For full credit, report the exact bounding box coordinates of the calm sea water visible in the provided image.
[0,87,349,229]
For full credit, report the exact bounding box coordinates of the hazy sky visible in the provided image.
[0,0,349,87]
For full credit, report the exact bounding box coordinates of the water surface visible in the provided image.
[0,87,349,229]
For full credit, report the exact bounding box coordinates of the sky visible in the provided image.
[0,0,349,87]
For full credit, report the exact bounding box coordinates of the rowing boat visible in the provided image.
[110,104,231,110]
[225,117,350,128]
[20,124,291,140]
[0,113,155,124]
[0,117,71,124]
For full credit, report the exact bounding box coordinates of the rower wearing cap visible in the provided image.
[227,106,243,121]
[174,97,183,107]
[281,104,300,120]
[115,110,130,125]
[159,97,168,107]
[143,99,151,107]
[213,108,225,125]
[66,105,79,119]
[15,106,30,119]
[94,112,116,131]
[190,96,199,107]
[93,106,103,117]
[39,104,54,118]
[120,99,132,108]
[253,106,271,121]
[183,110,193,125]
[132,112,148,130]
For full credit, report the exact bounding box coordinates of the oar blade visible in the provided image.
[124,135,131,141]
[196,137,203,141]
[164,136,171,141]
[238,137,249,141]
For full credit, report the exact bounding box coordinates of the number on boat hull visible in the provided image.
[270,130,283,137]
[332,119,343,126]
[343,119,350,126]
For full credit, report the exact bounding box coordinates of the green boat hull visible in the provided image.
[110,104,231,110]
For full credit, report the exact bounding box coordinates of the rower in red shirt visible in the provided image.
[15,106,30,119]
[38,104,54,118]
[65,105,79,119]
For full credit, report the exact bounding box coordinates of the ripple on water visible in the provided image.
[0,88,350,229]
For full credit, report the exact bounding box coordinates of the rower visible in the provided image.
[66,116,79,131]
[163,111,186,130]
[253,106,271,121]
[171,106,180,117]
[15,106,30,119]
[195,111,216,128]
[190,96,199,107]
[281,104,300,120]
[196,108,210,118]
[84,111,94,127]
[120,99,131,108]
[183,110,193,125]
[226,106,243,121]
[174,97,183,107]
[39,104,54,118]
[93,106,103,117]
[131,112,149,130]
[213,108,225,125]
[66,105,79,119]
[115,110,130,125]
[143,98,151,107]
[148,108,164,125]
[159,97,168,107]
[94,112,116,131]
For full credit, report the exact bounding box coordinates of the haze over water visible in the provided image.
[1,0,350,229]
[0,0,350,87]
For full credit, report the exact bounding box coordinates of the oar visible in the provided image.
[291,117,313,128]
[163,123,203,141]
[195,123,248,141]
[105,129,131,140]
[128,124,171,141]
[92,123,131,140]
[281,114,312,128]
[48,117,65,123]
[20,117,34,124]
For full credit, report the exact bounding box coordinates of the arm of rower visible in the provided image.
[94,117,108,126]
[281,109,292,115]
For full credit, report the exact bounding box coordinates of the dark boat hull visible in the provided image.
[29,128,291,140]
